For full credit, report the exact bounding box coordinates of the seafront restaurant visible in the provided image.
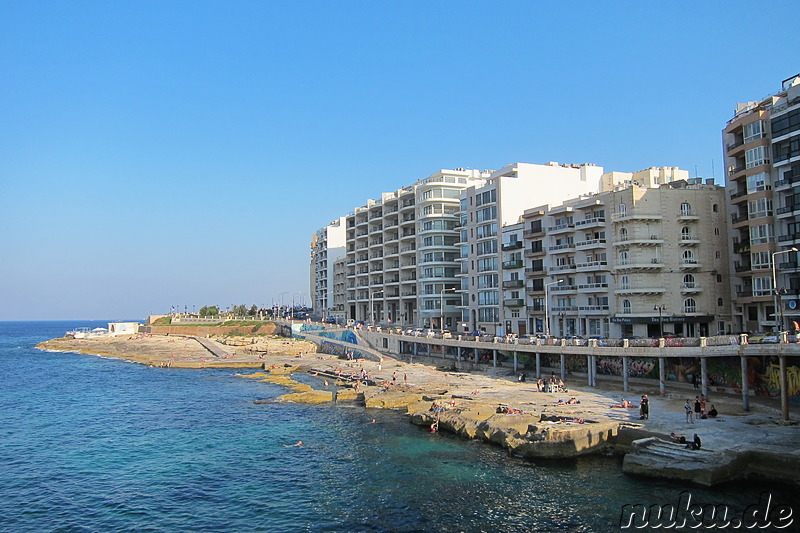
[289,321,800,421]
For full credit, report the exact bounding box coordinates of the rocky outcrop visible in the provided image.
[362,387,424,409]
[623,437,800,487]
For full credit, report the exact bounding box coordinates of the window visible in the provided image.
[744,120,763,143]
[475,189,497,206]
[748,197,772,219]
[751,251,771,270]
[477,274,497,289]
[746,172,768,193]
[618,203,627,216]
[618,250,630,265]
[622,300,631,313]
[680,202,693,216]
[681,226,692,241]
[683,274,695,288]
[715,228,720,235]
[619,227,628,241]
[745,146,767,168]
[682,250,696,264]
[476,206,497,223]
[684,298,697,313]
[620,275,630,289]
[753,276,772,297]
[478,291,498,305]
[713,204,719,213]
[750,224,774,245]
[718,298,724,306]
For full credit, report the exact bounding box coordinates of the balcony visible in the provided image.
[548,243,576,254]
[681,282,702,293]
[575,260,609,271]
[575,238,606,249]
[502,259,524,269]
[523,227,545,238]
[576,282,608,291]
[574,217,606,228]
[503,299,525,307]
[502,279,525,288]
[614,259,664,271]
[524,247,545,257]
[551,284,577,292]
[548,264,576,273]
[680,259,702,270]
[502,241,523,251]
[547,224,574,234]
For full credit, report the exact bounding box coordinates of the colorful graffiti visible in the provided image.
[766,364,800,398]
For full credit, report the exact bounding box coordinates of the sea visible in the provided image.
[1,321,797,533]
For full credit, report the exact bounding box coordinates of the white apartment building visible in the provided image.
[724,74,800,333]
[456,162,605,335]
[310,217,347,319]
[316,168,489,328]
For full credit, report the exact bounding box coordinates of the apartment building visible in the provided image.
[310,217,347,319]
[725,74,800,333]
[313,169,488,327]
[522,171,731,339]
[456,162,605,335]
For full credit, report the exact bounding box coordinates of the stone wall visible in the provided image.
[142,323,279,337]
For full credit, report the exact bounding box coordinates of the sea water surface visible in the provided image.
[1,321,796,532]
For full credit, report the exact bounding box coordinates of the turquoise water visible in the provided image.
[1,322,796,532]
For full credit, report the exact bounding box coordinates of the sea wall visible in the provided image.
[143,323,279,337]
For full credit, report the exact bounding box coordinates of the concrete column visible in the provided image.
[700,357,708,397]
[492,349,497,367]
[513,351,518,374]
[587,355,592,386]
[780,355,789,421]
[740,356,750,412]
[413,342,418,356]
[560,354,566,381]
[474,348,479,364]
[591,355,597,387]
[456,346,460,361]
[535,353,541,378]
[441,343,445,359]
[623,356,630,393]
[659,357,666,396]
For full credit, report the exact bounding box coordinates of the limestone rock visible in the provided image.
[279,390,333,404]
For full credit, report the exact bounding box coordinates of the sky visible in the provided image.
[1,1,798,320]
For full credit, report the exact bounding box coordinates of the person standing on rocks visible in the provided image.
[685,399,694,423]
[640,394,649,420]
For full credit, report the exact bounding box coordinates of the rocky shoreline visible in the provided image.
[37,333,800,487]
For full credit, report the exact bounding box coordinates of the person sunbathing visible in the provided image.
[610,399,637,408]
[669,432,687,444]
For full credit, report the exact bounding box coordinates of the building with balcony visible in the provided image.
[725,74,800,332]
[310,217,347,319]
[521,168,730,338]
[456,162,605,335]
[312,168,488,328]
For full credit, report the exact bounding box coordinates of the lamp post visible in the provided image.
[772,246,797,422]
[440,287,456,331]
[544,279,563,337]
[772,247,798,332]
[653,304,666,337]
[368,290,384,325]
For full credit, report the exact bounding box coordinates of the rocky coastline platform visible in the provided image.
[37,332,800,488]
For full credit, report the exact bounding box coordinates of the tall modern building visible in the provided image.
[724,74,800,333]
[316,168,489,327]
[310,217,347,319]
[455,162,605,334]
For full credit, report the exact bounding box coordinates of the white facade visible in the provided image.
[310,217,347,318]
[457,162,605,334]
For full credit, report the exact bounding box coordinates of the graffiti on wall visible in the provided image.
[766,364,800,398]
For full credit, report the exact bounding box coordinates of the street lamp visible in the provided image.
[772,247,798,332]
[654,304,666,337]
[440,287,456,331]
[369,290,384,325]
[544,279,563,337]
[772,246,798,423]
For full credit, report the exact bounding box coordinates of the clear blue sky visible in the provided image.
[1,1,797,320]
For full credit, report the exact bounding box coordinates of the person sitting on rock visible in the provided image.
[707,405,718,418]
[685,434,701,450]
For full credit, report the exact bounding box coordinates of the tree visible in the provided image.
[248,305,258,317]
[199,305,219,317]
[233,304,248,317]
